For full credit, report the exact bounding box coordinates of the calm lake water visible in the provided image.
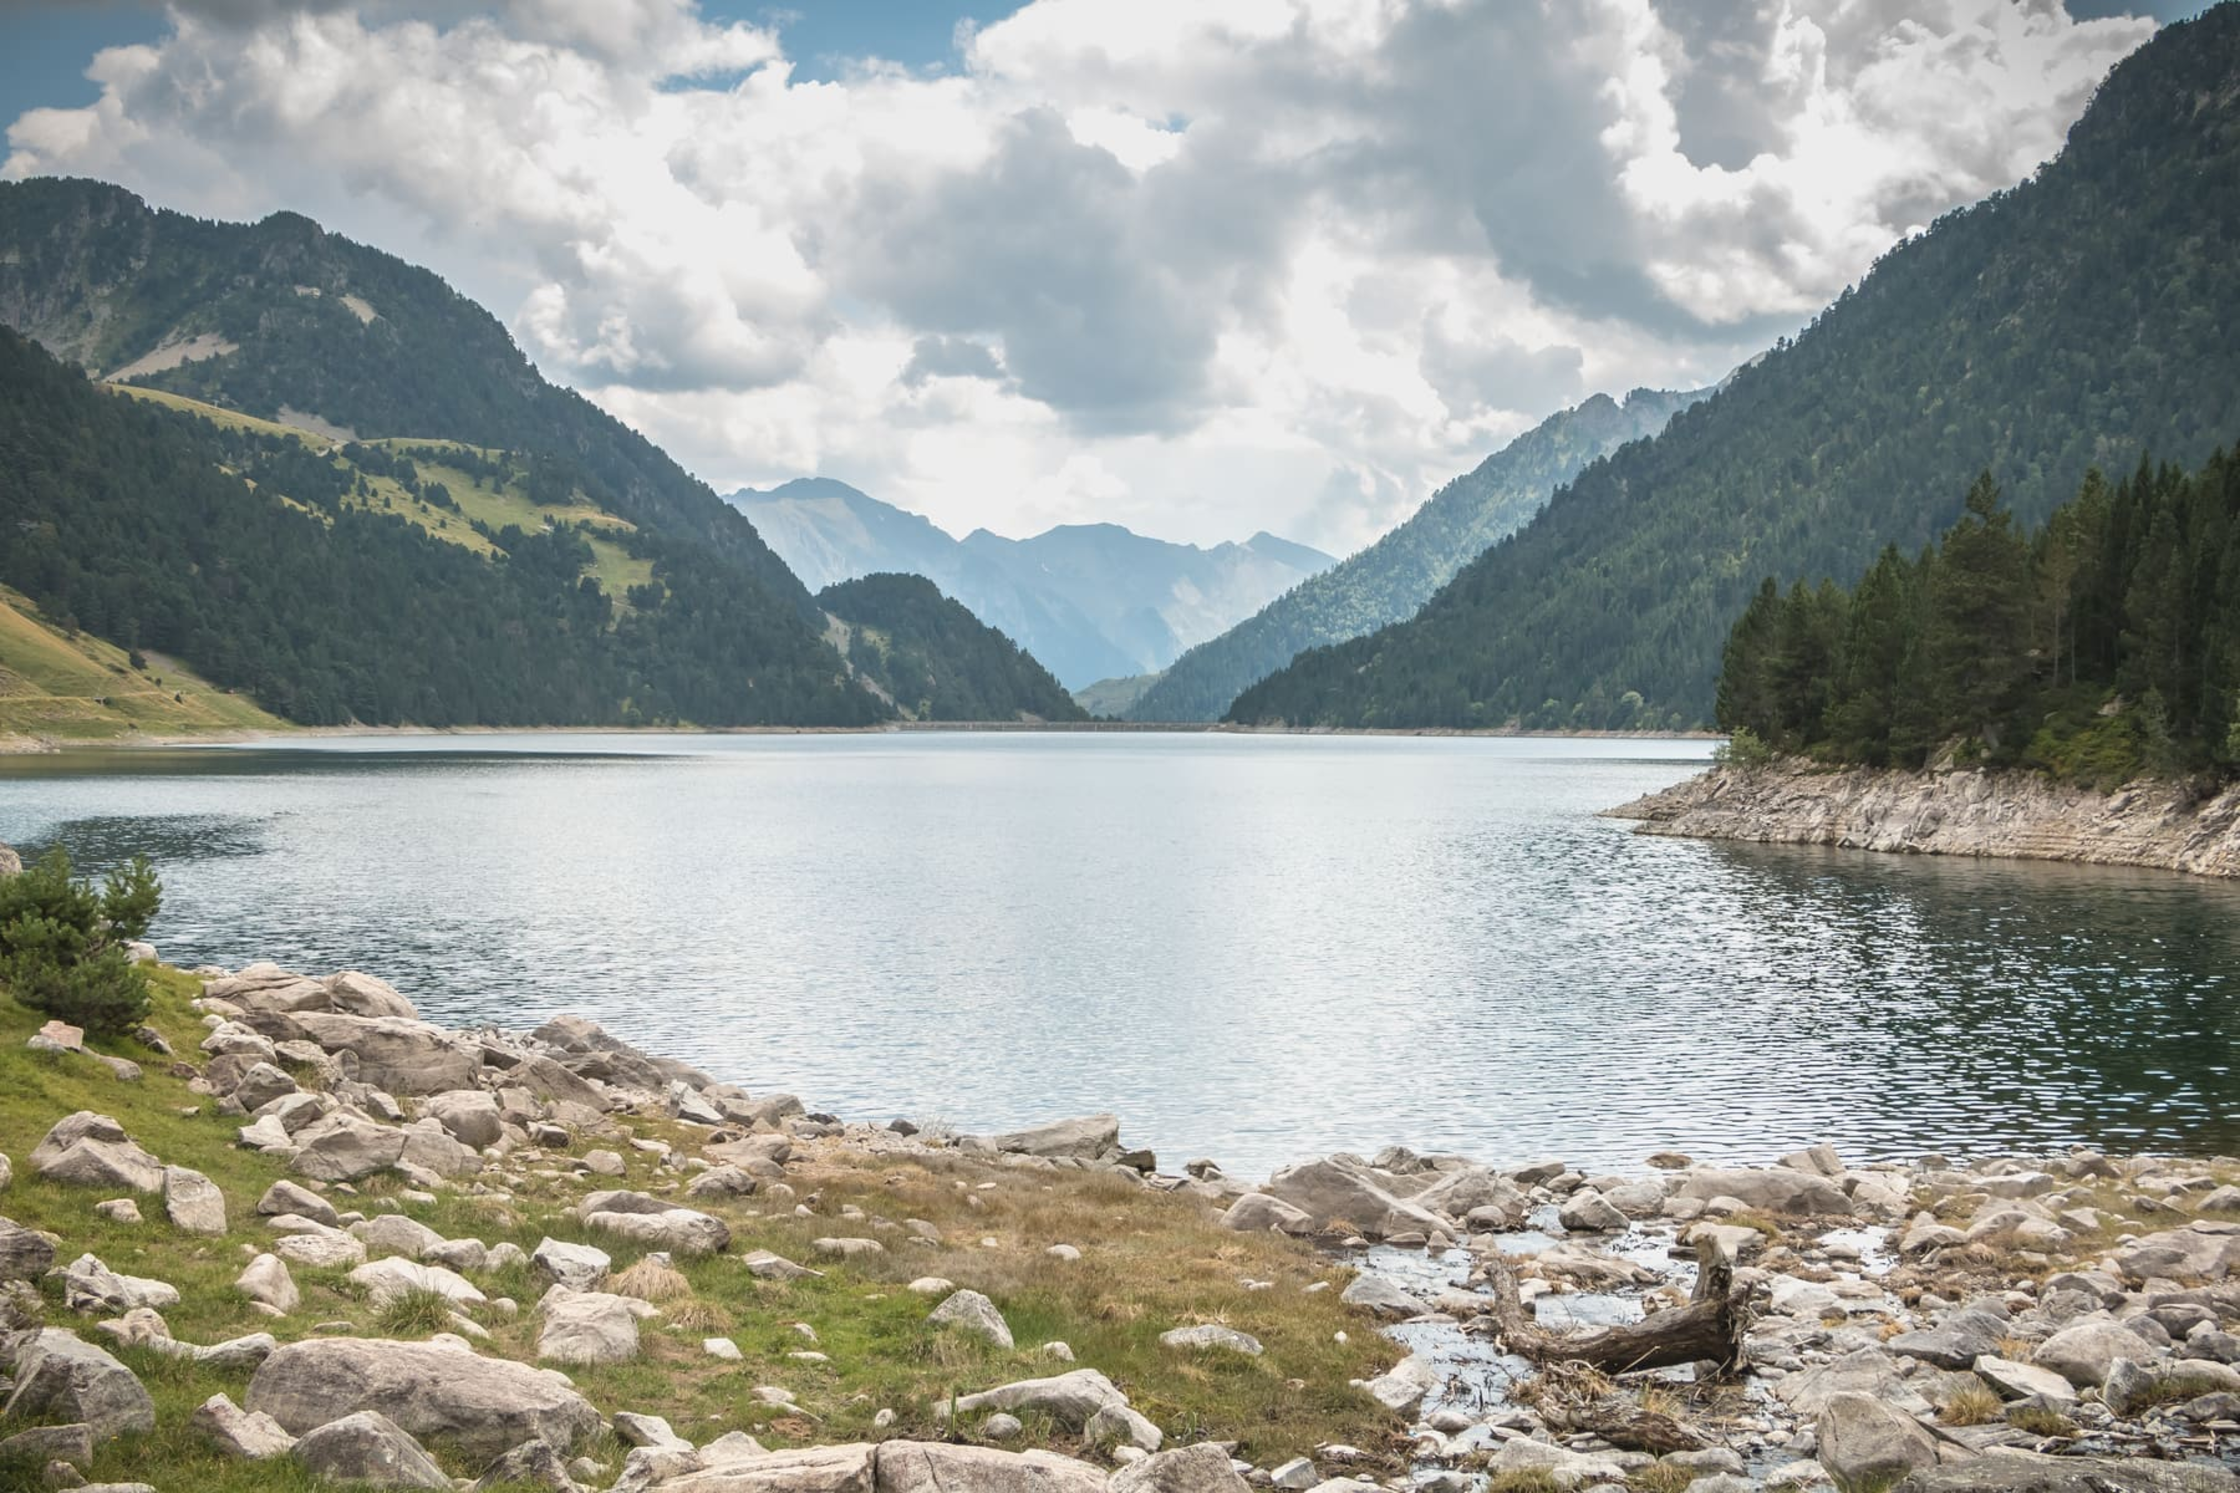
[2,732,2235,1178]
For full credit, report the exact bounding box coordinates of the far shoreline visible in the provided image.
[0,721,1726,755]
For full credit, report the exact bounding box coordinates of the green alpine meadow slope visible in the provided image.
[1229,5,2240,733]
[0,180,1079,731]
[817,573,1090,723]
[1123,387,1704,722]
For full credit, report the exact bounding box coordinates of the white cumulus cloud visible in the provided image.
[3,0,2158,552]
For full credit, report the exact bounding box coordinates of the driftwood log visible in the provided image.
[1474,1242,1747,1377]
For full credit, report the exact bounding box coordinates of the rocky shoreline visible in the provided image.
[1608,761,2240,879]
[3,950,2240,1493]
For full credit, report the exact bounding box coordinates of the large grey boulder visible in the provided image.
[257,1178,340,1226]
[162,1165,228,1236]
[950,1369,1131,1429]
[1816,1392,1946,1493]
[59,1253,179,1313]
[2112,1225,2240,1282]
[1106,1443,1250,1493]
[292,1410,450,1489]
[193,1393,296,1459]
[350,1257,487,1309]
[1413,1166,1530,1220]
[3,1328,156,1440]
[401,1120,484,1179]
[2034,1318,2161,1388]
[1889,1452,2238,1493]
[0,1215,56,1282]
[579,1192,729,1256]
[1339,1274,1426,1319]
[1220,1193,1314,1234]
[247,1337,600,1460]
[352,1213,447,1260]
[973,1114,1122,1162]
[1480,1438,1630,1491]
[422,1090,504,1149]
[232,1062,299,1112]
[532,1237,611,1291]
[1261,1158,1445,1239]
[537,1291,645,1366]
[236,1254,300,1314]
[928,1289,1014,1349]
[881,1441,1107,1493]
[29,1114,164,1193]
[1775,1350,1934,1418]
[291,1111,407,1182]
[1160,1325,1262,1355]
[471,1438,588,1492]
[1887,1305,2009,1370]
[1557,1188,1629,1232]
[662,1441,875,1493]
[248,1011,480,1095]
[1675,1167,1852,1216]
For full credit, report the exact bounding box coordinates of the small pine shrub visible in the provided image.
[1713,726,1778,768]
[0,848,162,1036]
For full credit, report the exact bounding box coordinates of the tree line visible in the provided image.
[1715,453,2240,785]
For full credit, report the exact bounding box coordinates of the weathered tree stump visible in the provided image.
[1475,1243,1747,1377]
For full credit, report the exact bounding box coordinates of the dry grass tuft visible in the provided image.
[2006,1404,2077,1438]
[1938,1385,2004,1426]
[612,1256,693,1303]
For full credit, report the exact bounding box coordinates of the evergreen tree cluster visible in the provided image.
[1229,7,2240,732]
[818,573,1089,723]
[1716,454,2240,785]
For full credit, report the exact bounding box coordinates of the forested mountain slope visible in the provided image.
[1125,387,1703,722]
[0,328,882,726]
[818,574,1088,723]
[1230,6,2240,732]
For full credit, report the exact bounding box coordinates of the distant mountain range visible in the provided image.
[729,478,1335,690]
[1123,386,1706,721]
[1232,4,2240,731]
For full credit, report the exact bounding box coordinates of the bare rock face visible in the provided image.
[1615,762,2240,880]
[292,1410,450,1489]
[30,1114,165,1193]
[2,1328,156,1441]
[246,1338,600,1461]
[0,841,20,877]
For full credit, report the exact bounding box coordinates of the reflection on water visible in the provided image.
[1,732,2233,1178]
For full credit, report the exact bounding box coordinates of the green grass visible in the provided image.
[0,586,285,745]
[0,965,1405,1489]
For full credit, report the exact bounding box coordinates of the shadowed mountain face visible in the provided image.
[1229,6,2240,732]
[730,478,1335,689]
[1124,386,1706,722]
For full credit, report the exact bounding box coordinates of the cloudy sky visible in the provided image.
[0,0,2204,552]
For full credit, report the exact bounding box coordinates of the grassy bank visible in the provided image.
[0,968,1402,1490]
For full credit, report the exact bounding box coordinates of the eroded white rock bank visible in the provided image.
[1608,763,2240,879]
